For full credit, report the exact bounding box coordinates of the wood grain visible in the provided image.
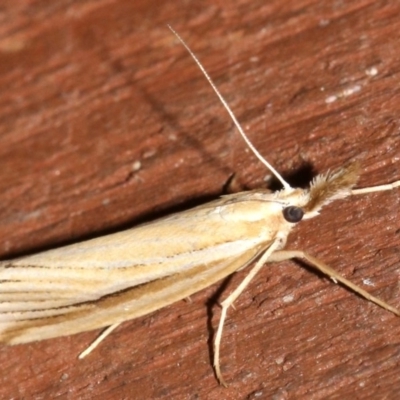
[1,0,399,398]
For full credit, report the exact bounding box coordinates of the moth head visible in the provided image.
[276,162,360,223]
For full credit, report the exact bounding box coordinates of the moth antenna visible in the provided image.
[168,25,291,190]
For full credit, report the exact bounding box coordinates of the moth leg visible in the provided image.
[269,250,400,316]
[214,236,284,387]
[78,323,121,359]
[351,179,400,195]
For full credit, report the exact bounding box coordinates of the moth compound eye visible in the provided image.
[283,206,304,223]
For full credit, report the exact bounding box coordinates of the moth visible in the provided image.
[0,26,399,386]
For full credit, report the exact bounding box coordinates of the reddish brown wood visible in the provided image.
[1,0,400,398]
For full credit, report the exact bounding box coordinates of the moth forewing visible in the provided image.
[0,191,289,344]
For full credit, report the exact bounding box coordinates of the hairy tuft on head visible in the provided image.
[304,162,360,214]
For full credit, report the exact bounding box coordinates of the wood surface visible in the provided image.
[1,1,400,399]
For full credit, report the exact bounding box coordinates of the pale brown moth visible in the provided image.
[0,26,399,386]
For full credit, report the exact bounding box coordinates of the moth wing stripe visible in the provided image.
[0,241,273,344]
[0,239,261,307]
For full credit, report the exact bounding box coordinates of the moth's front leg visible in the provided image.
[213,236,285,387]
